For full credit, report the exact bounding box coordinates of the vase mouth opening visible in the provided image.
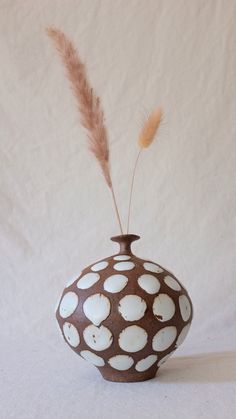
[110,234,140,244]
[111,234,140,254]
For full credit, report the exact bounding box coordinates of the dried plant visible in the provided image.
[126,107,163,233]
[47,27,123,234]
[138,107,163,148]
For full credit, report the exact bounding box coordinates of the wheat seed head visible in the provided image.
[138,107,163,149]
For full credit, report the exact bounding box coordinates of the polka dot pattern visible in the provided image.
[77,272,100,289]
[153,294,175,322]
[179,295,191,321]
[59,292,78,319]
[108,355,134,371]
[152,326,177,351]
[56,248,193,380]
[164,275,181,291]
[176,324,191,347]
[119,325,148,353]
[103,274,128,293]
[63,322,80,347]
[135,355,158,372]
[83,293,110,326]
[55,296,61,313]
[83,325,113,351]
[66,275,78,288]
[113,255,131,261]
[143,262,163,273]
[80,350,105,367]
[118,295,147,321]
[91,261,108,272]
[114,261,135,271]
[138,274,161,294]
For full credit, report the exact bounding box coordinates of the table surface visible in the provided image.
[1,331,236,419]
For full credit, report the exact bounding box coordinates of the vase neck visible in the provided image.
[111,234,140,254]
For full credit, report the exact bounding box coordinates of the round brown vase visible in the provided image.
[56,234,193,382]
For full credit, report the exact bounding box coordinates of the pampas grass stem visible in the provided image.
[47,27,123,234]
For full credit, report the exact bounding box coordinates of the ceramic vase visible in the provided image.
[56,234,193,382]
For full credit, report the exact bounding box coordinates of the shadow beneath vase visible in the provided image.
[155,351,236,383]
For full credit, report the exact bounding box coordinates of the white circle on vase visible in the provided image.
[83,293,110,326]
[119,325,148,353]
[108,355,134,371]
[164,275,181,291]
[63,322,80,347]
[176,323,191,347]
[80,350,105,367]
[152,326,177,351]
[66,275,79,288]
[59,292,78,319]
[77,272,100,289]
[153,294,175,322]
[83,325,113,351]
[157,351,175,367]
[143,262,163,273]
[113,255,131,261]
[103,274,128,293]
[114,261,135,271]
[118,295,147,321]
[91,261,108,272]
[55,296,61,313]
[179,295,191,321]
[138,274,161,294]
[135,354,158,372]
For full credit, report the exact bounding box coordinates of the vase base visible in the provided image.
[99,367,158,383]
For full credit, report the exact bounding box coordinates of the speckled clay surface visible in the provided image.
[56,234,193,382]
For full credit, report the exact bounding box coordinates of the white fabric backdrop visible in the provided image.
[1,0,236,418]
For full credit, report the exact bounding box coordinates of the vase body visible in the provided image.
[56,234,193,382]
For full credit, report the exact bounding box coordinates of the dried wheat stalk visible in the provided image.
[47,27,123,234]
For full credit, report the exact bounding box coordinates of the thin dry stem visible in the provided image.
[126,149,142,233]
[127,107,163,233]
[111,185,123,235]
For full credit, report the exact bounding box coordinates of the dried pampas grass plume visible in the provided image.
[138,107,163,148]
[127,107,163,233]
[46,27,111,187]
[46,27,123,234]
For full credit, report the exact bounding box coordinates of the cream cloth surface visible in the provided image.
[1,1,236,418]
